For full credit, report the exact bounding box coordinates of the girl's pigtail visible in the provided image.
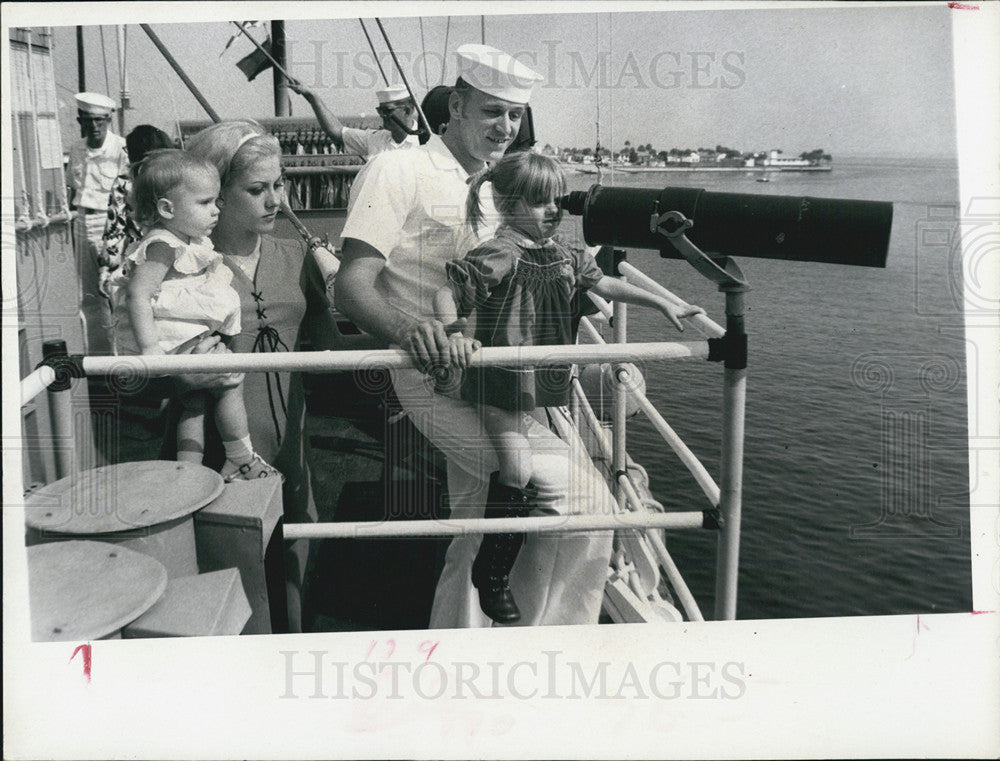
[465,166,492,235]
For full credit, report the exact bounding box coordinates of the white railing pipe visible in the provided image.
[618,261,725,339]
[578,318,721,507]
[282,511,706,540]
[20,366,56,406]
[79,342,709,376]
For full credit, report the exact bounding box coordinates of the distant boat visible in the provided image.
[756,175,770,183]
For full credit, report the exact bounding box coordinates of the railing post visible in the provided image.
[612,254,628,508]
[714,287,748,620]
[42,340,77,479]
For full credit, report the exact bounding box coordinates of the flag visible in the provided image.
[221,20,264,57]
[236,38,273,81]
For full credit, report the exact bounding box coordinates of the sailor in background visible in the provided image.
[68,92,129,354]
[287,80,419,159]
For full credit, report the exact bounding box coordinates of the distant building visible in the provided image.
[763,149,811,167]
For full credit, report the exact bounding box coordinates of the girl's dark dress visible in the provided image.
[446,227,604,413]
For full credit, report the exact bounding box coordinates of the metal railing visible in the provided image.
[18,268,745,621]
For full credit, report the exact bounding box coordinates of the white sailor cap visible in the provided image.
[454,43,542,104]
[75,92,116,117]
[376,85,412,105]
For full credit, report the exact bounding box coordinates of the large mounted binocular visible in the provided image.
[560,184,893,268]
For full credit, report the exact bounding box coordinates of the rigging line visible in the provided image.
[100,25,111,95]
[14,42,33,219]
[114,24,121,94]
[441,17,450,84]
[25,29,47,220]
[374,18,433,140]
[358,18,389,85]
[418,17,429,87]
[594,13,603,185]
[607,12,615,187]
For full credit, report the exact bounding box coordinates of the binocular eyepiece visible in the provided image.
[560,184,894,268]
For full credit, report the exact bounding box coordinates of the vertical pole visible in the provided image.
[271,21,289,117]
[612,274,627,508]
[76,26,86,92]
[43,340,76,479]
[117,25,129,134]
[714,287,747,620]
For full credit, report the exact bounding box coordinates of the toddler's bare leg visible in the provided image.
[213,382,282,481]
[481,405,533,489]
[176,391,209,463]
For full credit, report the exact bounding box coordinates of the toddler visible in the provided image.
[435,151,704,623]
[109,149,281,482]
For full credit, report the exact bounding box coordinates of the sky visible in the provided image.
[42,2,958,160]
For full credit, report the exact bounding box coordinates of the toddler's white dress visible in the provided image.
[109,228,241,354]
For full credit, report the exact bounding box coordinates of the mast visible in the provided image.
[271,20,289,117]
[76,26,85,91]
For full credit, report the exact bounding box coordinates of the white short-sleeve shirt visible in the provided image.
[68,132,129,211]
[340,134,496,322]
[341,127,419,159]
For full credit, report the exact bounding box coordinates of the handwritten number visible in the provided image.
[70,643,92,682]
[418,640,439,661]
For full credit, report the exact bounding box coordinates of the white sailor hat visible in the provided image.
[376,85,412,105]
[75,92,116,117]
[454,43,542,104]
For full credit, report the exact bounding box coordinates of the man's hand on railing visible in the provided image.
[397,318,453,374]
[173,334,244,392]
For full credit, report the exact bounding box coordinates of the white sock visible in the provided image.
[222,436,254,465]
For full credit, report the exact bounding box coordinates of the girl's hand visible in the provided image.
[447,332,480,369]
[660,303,706,331]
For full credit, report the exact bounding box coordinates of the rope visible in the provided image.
[418,18,429,87]
[594,15,604,185]
[358,19,389,84]
[441,17,450,84]
[251,323,290,444]
[24,30,48,224]
[607,13,615,187]
[100,25,111,95]
[13,55,32,223]
[374,19,432,141]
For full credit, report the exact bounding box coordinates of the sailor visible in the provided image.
[336,44,615,628]
[67,92,129,353]
[287,80,419,158]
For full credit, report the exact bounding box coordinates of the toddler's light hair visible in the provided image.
[467,150,566,235]
[129,148,218,229]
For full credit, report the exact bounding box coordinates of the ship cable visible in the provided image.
[373,18,433,142]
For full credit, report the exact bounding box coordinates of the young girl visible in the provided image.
[434,151,704,624]
[108,148,281,482]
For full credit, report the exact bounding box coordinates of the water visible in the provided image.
[562,157,972,619]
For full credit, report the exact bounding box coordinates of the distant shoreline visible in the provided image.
[565,163,833,174]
